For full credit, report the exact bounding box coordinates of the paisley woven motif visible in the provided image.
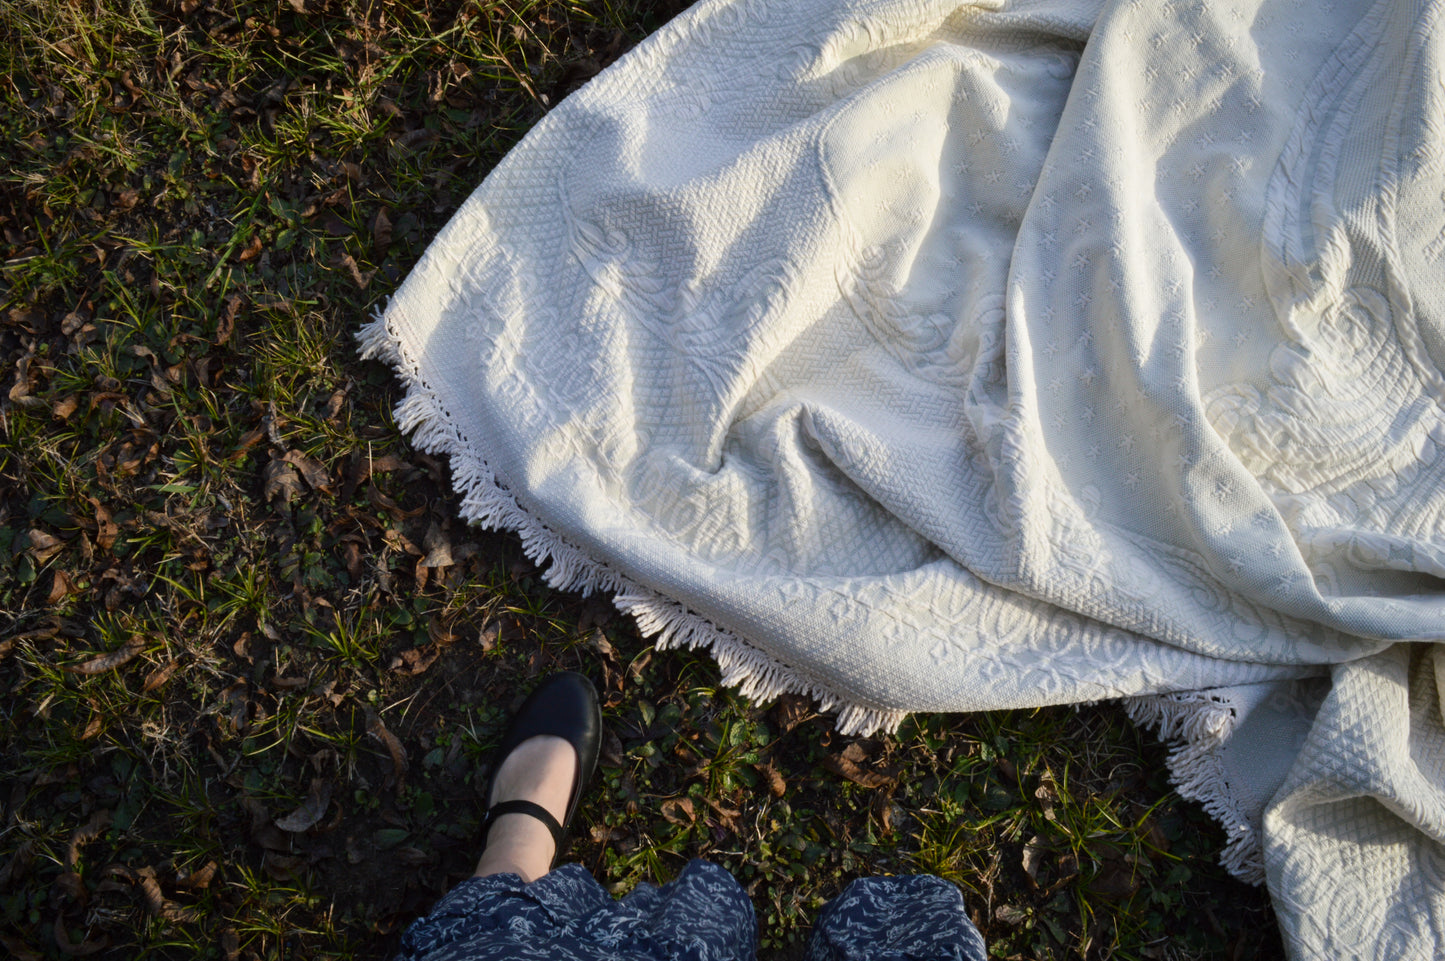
[361,0,1445,955]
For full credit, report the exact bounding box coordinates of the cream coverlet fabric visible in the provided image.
[360,0,1445,954]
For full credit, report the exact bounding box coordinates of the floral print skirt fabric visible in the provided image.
[396,860,986,961]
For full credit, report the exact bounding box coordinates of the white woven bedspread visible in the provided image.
[361,0,1445,955]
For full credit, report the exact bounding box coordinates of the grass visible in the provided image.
[0,1,1281,958]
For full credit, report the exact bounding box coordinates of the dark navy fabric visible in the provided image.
[396,860,987,961]
[804,875,989,961]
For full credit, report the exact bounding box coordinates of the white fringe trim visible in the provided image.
[357,305,907,737]
[1124,691,1266,885]
[361,304,1269,856]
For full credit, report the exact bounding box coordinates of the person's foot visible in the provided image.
[473,734,577,882]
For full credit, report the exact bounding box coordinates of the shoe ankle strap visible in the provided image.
[481,799,565,850]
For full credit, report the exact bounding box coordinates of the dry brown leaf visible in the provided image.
[367,453,405,474]
[389,645,439,676]
[141,659,181,693]
[876,794,895,834]
[600,729,624,767]
[46,569,77,605]
[27,529,65,564]
[1087,857,1140,901]
[754,761,786,797]
[220,928,240,961]
[283,449,332,491]
[240,797,292,852]
[589,823,625,843]
[66,810,112,871]
[371,206,392,256]
[335,252,375,289]
[771,693,812,734]
[65,636,144,675]
[824,745,896,790]
[89,499,118,552]
[418,520,453,568]
[262,459,304,505]
[232,633,256,664]
[262,851,306,880]
[52,395,79,420]
[367,484,424,519]
[324,387,347,422]
[274,777,333,833]
[382,528,420,556]
[367,712,408,787]
[215,294,241,346]
[1021,835,1046,889]
[79,709,103,740]
[705,798,742,835]
[660,797,695,825]
[176,860,217,890]
[52,916,106,956]
[236,233,263,263]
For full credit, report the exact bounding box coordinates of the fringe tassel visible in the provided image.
[355,305,908,739]
[1124,692,1266,885]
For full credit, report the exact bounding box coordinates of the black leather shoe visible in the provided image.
[479,671,602,863]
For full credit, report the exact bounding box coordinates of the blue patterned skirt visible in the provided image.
[396,860,986,961]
